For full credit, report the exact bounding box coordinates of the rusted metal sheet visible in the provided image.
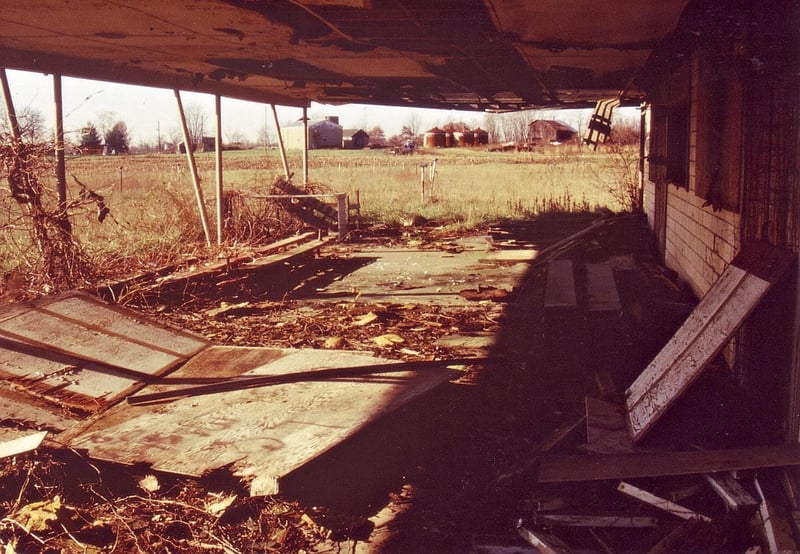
[69,346,454,496]
[0,292,208,412]
[625,242,794,442]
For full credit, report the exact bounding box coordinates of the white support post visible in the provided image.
[174,89,212,247]
[0,69,22,140]
[53,74,67,215]
[336,193,348,241]
[215,94,223,246]
[271,104,291,180]
[302,106,309,185]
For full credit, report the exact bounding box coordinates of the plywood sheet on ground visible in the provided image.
[625,242,794,442]
[69,346,454,496]
[0,292,208,411]
[316,237,530,305]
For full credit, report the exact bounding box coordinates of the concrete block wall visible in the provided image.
[662,187,739,298]
[643,54,740,299]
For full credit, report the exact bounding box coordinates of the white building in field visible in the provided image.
[283,116,343,150]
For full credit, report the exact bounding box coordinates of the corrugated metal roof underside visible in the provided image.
[0,0,690,110]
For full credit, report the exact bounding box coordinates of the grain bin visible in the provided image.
[472,127,489,146]
[424,126,446,148]
[454,129,474,147]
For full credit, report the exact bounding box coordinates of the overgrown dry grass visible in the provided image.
[0,144,637,290]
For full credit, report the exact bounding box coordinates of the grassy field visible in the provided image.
[0,144,636,288]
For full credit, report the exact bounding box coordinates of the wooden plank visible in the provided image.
[0,431,47,459]
[492,416,584,487]
[516,525,572,554]
[703,472,758,513]
[533,513,658,528]
[583,396,637,454]
[242,238,326,269]
[625,242,794,442]
[648,518,718,554]
[544,259,576,309]
[586,262,621,312]
[617,481,711,522]
[68,346,454,496]
[754,475,797,553]
[538,444,800,483]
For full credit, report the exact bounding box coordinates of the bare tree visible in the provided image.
[406,111,424,137]
[183,103,206,151]
[482,113,500,144]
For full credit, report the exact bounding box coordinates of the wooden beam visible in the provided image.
[538,444,800,483]
[703,472,758,513]
[617,481,711,522]
[516,525,571,554]
[533,513,659,528]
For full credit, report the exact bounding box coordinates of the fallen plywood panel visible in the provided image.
[538,444,800,483]
[0,292,208,412]
[0,292,208,411]
[625,242,794,442]
[69,346,454,496]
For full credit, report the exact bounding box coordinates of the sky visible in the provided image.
[2,69,615,147]
[1,69,486,146]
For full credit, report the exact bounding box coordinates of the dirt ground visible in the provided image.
[3,214,762,553]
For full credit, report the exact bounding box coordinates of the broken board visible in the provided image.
[625,241,794,442]
[538,443,800,483]
[0,292,208,413]
[544,259,576,309]
[69,346,454,496]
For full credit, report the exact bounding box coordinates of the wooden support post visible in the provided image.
[336,193,348,241]
[52,74,67,215]
[174,90,212,247]
[419,163,426,201]
[270,104,291,180]
[214,94,223,246]
[0,69,22,140]
[302,106,309,185]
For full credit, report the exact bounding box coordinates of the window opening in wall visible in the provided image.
[665,104,689,188]
[648,104,689,189]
